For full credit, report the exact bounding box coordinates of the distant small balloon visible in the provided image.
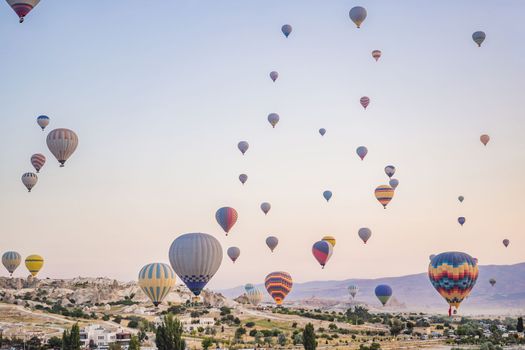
[281,24,292,38]
[312,240,333,269]
[360,96,370,109]
[372,50,382,61]
[239,174,248,185]
[261,202,271,215]
[458,196,464,203]
[322,235,336,247]
[227,247,241,263]
[389,178,399,190]
[458,217,466,226]
[268,113,280,128]
[323,190,332,202]
[349,6,367,28]
[21,172,38,192]
[319,128,326,136]
[502,239,510,248]
[356,146,368,160]
[480,134,490,146]
[358,228,372,244]
[238,141,249,155]
[472,31,486,47]
[215,207,238,235]
[375,185,394,209]
[244,283,255,293]
[266,236,279,252]
[270,71,279,82]
[489,278,496,287]
[384,165,396,178]
[36,115,49,130]
[31,154,46,173]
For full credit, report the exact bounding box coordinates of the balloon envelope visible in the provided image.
[21,172,38,192]
[2,251,21,276]
[31,154,46,173]
[503,239,510,247]
[384,165,396,178]
[349,6,367,28]
[472,31,486,47]
[215,207,238,235]
[268,113,280,128]
[372,50,382,61]
[25,255,44,277]
[489,278,496,287]
[458,217,466,226]
[266,236,279,252]
[323,190,332,202]
[238,141,249,155]
[360,96,370,109]
[358,228,372,244]
[348,284,359,299]
[480,134,490,146]
[322,235,336,247]
[138,263,176,307]
[270,71,279,82]
[261,202,271,215]
[389,178,399,190]
[244,283,255,293]
[319,128,326,136]
[46,128,78,167]
[375,185,394,208]
[247,287,264,305]
[375,284,392,306]
[312,241,333,268]
[356,146,368,160]
[239,174,248,185]
[7,0,40,23]
[36,115,49,130]
[227,247,241,263]
[458,196,464,203]
[265,271,293,305]
[281,24,292,38]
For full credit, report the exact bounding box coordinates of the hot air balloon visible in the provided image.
[7,0,40,23]
[428,251,479,316]
[2,251,21,276]
[215,207,238,235]
[261,202,271,215]
[356,146,368,160]
[323,190,332,202]
[312,240,333,269]
[480,134,490,146]
[24,255,43,277]
[268,113,280,128]
[322,236,336,247]
[358,228,372,244]
[375,285,392,306]
[348,284,359,299]
[168,233,223,296]
[138,263,176,307]
[458,196,464,203]
[489,278,496,287]
[319,128,326,136]
[281,24,292,38]
[266,236,279,252]
[21,172,37,192]
[375,185,394,209]
[239,174,248,185]
[372,50,382,61]
[503,239,510,248]
[429,254,436,261]
[360,96,370,109]
[244,283,255,293]
[36,115,49,130]
[46,128,78,167]
[238,141,249,155]
[265,271,293,305]
[270,71,279,82]
[30,154,46,173]
[227,247,240,263]
[247,287,264,306]
[472,31,486,47]
[349,6,367,28]
[389,178,399,190]
[458,217,466,226]
[384,165,396,178]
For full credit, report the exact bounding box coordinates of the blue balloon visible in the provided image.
[281,24,292,38]
[458,217,466,226]
[323,190,332,202]
[375,284,392,306]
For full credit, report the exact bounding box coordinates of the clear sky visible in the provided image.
[0,1,524,290]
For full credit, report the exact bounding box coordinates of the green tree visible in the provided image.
[278,333,288,346]
[70,324,81,350]
[234,327,246,340]
[255,331,264,344]
[517,317,524,333]
[389,319,404,337]
[62,329,70,350]
[128,335,140,350]
[155,314,186,350]
[48,336,63,349]
[108,344,122,350]
[302,323,317,350]
[201,338,213,350]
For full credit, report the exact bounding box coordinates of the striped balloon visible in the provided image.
[372,50,382,61]
[374,185,394,209]
[348,284,359,299]
[7,0,40,23]
[266,236,279,252]
[2,251,21,276]
[36,115,49,130]
[31,153,46,173]
[428,251,478,316]
[312,240,333,268]
[21,172,38,192]
[322,235,336,247]
[246,287,264,306]
[25,254,44,277]
[138,263,176,307]
[215,207,238,235]
[360,96,370,109]
[265,271,293,305]
[169,233,223,296]
[46,128,78,167]
[375,284,392,306]
[227,247,240,263]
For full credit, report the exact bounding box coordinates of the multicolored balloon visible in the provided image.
[389,178,399,190]
[322,235,336,247]
[246,287,264,306]
[372,50,382,61]
[384,165,396,178]
[270,71,279,82]
[472,31,486,47]
[349,6,367,28]
[265,271,293,305]
[239,174,248,185]
[319,128,326,136]
[25,255,44,277]
[480,134,490,146]
[281,24,292,38]
[360,96,370,109]
[348,284,359,299]
[7,0,40,23]
[503,239,510,248]
[358,227,372,244]
[261,202,271,215]
[428,251,479,316]
[138,263,176,307]
[31,154,46,173]
[2,251,21,276]
[312,240,333,269]
[238,141,249,155]
[375,284,392,306]
[323,190,332,202]
[375,185,394,209]
[215,207,238,235]
[21,172,38,192]
[46,128,78,167]
[227,247,240,263]
[36,115,49,130]
[268,113,280,128]
[489,278,496,287]
[356,146,368,160]
[168,233,223,296]
[266,236,279,252]
[458,196,464,203]
[458,217,466,226]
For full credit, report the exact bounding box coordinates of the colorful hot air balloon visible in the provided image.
[227,247,240,263]
[458,217,466,226]
[266,236,279,252]
[244,283,255,293]
[472,31,486,47]
[349,6,367,28]
[46,128,78,167]
[268,113,280,128]
[384,165,396,178]
[238,141,249,155]
[281,24,292,38]
[7,0,40,23]
[428,251,479,316]
[239,174,248,185]
[372,50,382,61]
[502,239,510,248]
[375,285,392,306]
[215,207,238,235]
[360,96,370,109]
[319,128,326,136]
[246,287,264,306]
[348,284,359,299]
[312,240,333,269]
[138,263,176,307]
[358,227,372,244]
[261,202,271,215]
[389,178,399,190]
[480,134,490,146]
[356,146,368,160]
[458,196,464,203]
[270,71,279,82]
[2,251,21,276]
[265,271,293,305]
[30,154,46,173]
[36,115,49,130]
[21,172,37,192]
[374,185,394,209]
[323,190,332,202]
[489,278,496,287]
[322,236,336,247]
[24,255,43,277]
[168,233,223,296]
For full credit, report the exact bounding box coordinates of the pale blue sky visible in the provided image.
[0,1,524,289]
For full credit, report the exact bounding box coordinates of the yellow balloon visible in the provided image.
[138,263,176,307]
[374,185,394,209]
[322,235,336,247]
[25,255,44,277]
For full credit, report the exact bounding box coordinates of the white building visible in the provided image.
[180,318,215,332]
[79,325,132,350]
